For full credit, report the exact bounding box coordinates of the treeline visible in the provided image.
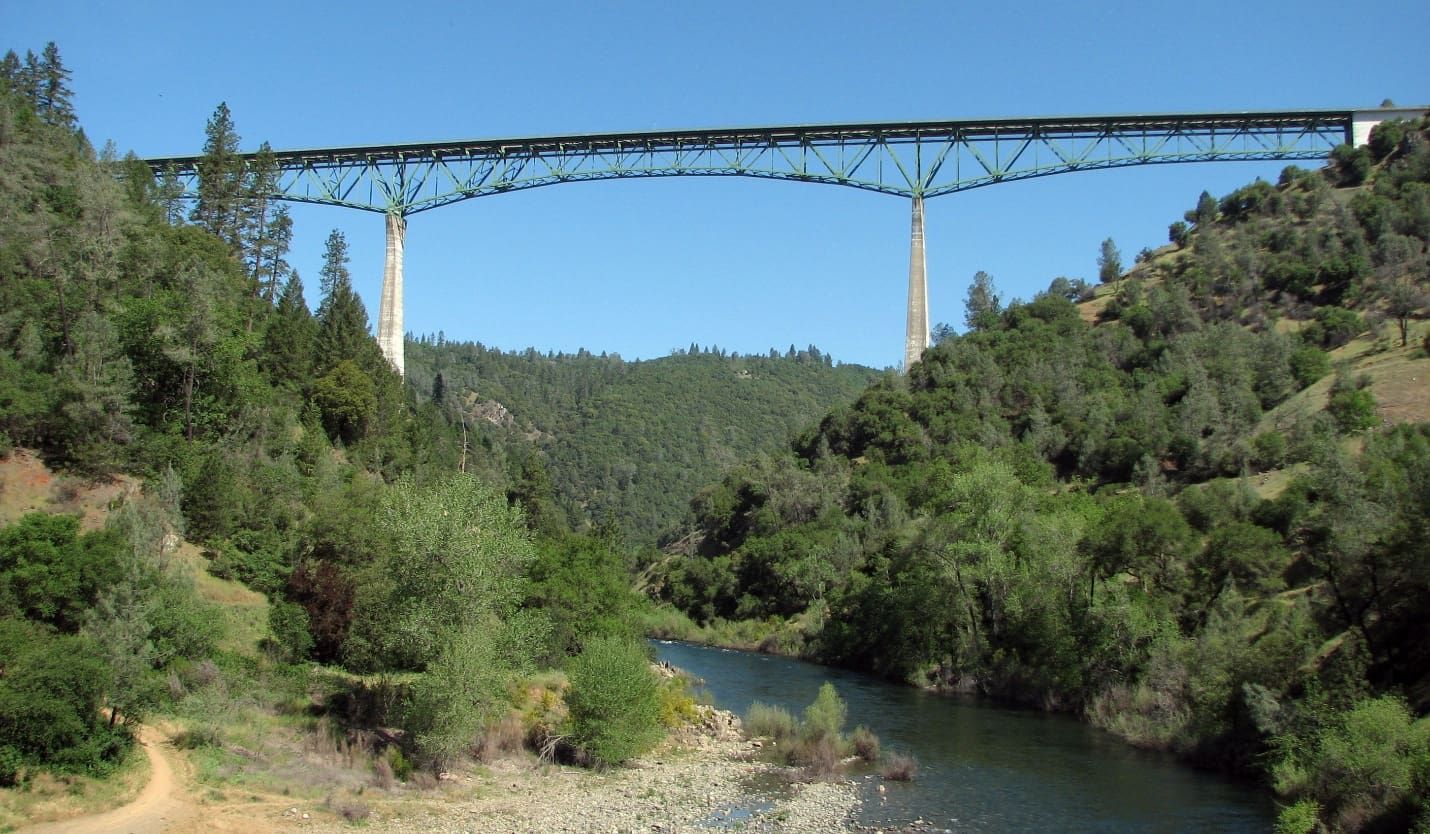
[0,43,676,786]
[653,120,1430,833]
[407,338,879,543]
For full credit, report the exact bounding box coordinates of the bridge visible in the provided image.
[143,106,1425,375]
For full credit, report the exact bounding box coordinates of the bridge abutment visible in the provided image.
[378,212,406,376]
[904,196,929,372]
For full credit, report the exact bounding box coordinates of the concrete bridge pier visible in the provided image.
[904,196,929,372]
[378,212,406,376]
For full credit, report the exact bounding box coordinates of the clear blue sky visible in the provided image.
[7,0,1428,369]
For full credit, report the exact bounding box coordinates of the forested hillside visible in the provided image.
[406,340,879,543]
[0,44,680,809]
[653,120,1430,832]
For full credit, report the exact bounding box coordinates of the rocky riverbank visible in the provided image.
[291,707,862,834]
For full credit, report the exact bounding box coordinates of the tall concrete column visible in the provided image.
[378,212,406,376]
[904,196,929,372]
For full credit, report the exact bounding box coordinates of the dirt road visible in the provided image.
[20,727,193,834]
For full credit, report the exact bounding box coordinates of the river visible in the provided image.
[654,640,1277,833]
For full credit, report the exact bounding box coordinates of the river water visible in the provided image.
[654,640,1276,833]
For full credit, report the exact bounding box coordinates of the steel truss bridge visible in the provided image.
[143,107,1421,374]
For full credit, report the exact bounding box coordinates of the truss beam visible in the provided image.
[145,110,1358,215]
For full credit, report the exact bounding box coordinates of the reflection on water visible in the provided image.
[655,640,1276,833]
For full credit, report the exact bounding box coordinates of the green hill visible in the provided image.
[405,340,881,544]
[652,118,1430,833]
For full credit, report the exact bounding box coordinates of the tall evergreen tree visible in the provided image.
[264,269,316,387]
[240,143,287,304]
[35,42,75,129]
[315,229,378,374]
[190,102,245,251]
[963,270,1002,332]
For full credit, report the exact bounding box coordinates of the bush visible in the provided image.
[851,725,880,762]
[744,701,796,744]
[0,744,21,787]
[800,682,847,743]
[564,635,664,767]
[1328,388,1378,433]
[1290,346,1331,389]
[881,750,919,781]
[1275,800,1320,834]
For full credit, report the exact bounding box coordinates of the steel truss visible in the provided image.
[144,110,1355,215]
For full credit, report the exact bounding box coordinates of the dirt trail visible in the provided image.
[19,727,193,834]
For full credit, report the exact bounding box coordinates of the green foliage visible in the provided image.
[312,359,377,445]
[346,473,535,672]
[526,532,643,661]
[964,270,1002,331]
[564,635,664,767]
[1097,238,1122,284]
[265,599,313,663]
[1275,800,1320,834]
[403,619,524,768]
[744,701,796,743]
[1274,696,1430,833]
[1289,345,1330,389]
[0,620,128,775]
[800,682,848,742]
[405,340,877,543]
[0,513,124,632]
[1327,372,1379,433]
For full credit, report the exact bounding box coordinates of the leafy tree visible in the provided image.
[345,474,535,671]
[0,621,125,775]
[0,514,125,632]
[312,359,376,445]
[1097,237,1122,284]
[1189,190,1218,225]
[963,270,1002,331]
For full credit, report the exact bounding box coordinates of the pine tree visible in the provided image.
[964,270,1002,331]
[35,42,75,129]
[190,102,245,251]
[315,229,379,375]
[0,50,21,96]
[238,143,290,329]
[264,270,316,387]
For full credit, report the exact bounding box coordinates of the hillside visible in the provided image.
[652,119,1430,833]
[405,340,880,544]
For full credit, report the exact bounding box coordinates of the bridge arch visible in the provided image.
[144,107,1423,374]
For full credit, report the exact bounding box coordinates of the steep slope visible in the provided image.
[406,341,880,544]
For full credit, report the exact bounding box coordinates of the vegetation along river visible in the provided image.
[655,640,1277,833]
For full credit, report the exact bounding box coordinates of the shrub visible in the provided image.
[881,751,919,781]
[744,701,796,744]
[387,747,413,782]
[851,725,880,762]
[657,676,700,728]
[1328,387,1378,433]
[473,713,525,761]
[1290,346,1331,389]
[564,635,664,767]
[0,744,22,787]
[1275,800,1320,834]
[266,599,314,664]
[800,682,847,743]
[327,796,371,822]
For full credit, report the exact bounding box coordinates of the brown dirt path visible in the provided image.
[18,727,195,834]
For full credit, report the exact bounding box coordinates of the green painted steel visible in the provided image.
[143,110,1357,215]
